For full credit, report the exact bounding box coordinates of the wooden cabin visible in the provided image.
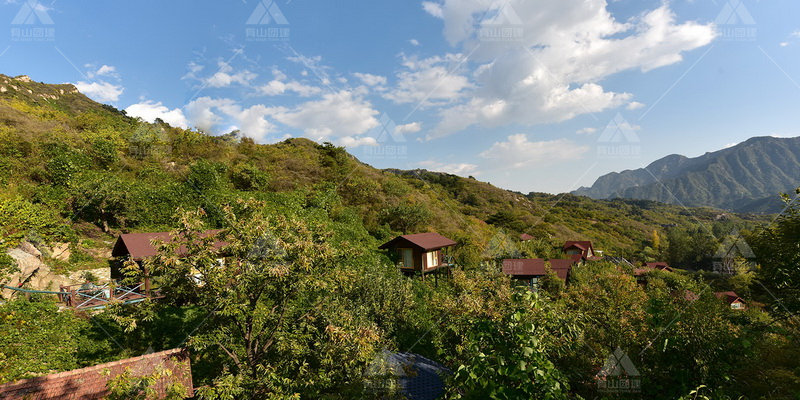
[715,291,747,310]
[548,258,577,282]
[111,230,226,293]
[502,258,575,289]
[379,233,456,277]
[634,262,674,277]
[502,258,546,289]
[519,233,534,242]
[562,241,602,262]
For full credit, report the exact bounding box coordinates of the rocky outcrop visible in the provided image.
[1,242,110,299]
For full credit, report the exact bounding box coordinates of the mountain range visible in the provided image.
[573,136,800,213]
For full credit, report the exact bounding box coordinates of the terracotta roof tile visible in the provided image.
[0,348,193,399]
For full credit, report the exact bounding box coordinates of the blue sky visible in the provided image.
[3,0,800,194]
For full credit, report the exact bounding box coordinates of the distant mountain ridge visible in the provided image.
[573,136,800,213]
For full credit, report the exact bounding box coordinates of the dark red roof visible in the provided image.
[715,291,744,304]
[519,234,534,241]
[645,262,672,271]
[548,259,577,281]
[563,241,588,251]
[0,348,192,399]
[502,259,546,276]
[379,233,457,252]
[112,230,226,261]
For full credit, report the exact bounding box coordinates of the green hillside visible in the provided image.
[0,73,769,269]
[2,75,798,399]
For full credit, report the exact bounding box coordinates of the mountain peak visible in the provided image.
[573,136,800,213]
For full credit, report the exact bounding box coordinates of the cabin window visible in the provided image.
[731,302,744,309]
[426,251,439,268]
[400,249,413,269]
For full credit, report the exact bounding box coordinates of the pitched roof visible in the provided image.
[563,241,590,251]
[715,291,745,304]
[519,233,534,241]
[548,259,577,281]
[0,348,192,399]
[379,233,457,252]
[645,262,672,271]
[112,230,226,261]
[502,259,547,276]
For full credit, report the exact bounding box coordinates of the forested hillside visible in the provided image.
[574,136,800,213]
[1,74,799,399]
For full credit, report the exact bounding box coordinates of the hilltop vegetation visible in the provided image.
[1,75,799,399]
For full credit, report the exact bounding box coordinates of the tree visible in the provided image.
[380,203,431,233]
[447,291,572,399]
[748,189,800,314]
[140,200,388,398]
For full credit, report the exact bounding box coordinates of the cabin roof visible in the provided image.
[645,262,672,270]
[563,241,592,251]
[502,259,546,276]
[715,291,744,304]
[112,230,226,261]
[0,348,192,399]
[549,259,576,281]
[519,233,534,241]
[379,233,457,252]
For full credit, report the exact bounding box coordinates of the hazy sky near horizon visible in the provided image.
[4,0,799,194]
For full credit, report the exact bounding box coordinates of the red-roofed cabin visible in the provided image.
[563,241,595,260]
[519,233,534,242]
[111,230,227,293]
[634,262,674,277]
[379,233,456,277]
[502,259,546,289]
[715,291,746,310]
[548,259,578,281]
[503,258,574,289]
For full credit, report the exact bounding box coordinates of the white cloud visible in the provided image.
[419,1,715,139]
[85,64,119,80]
[480,134,589,167]
[125,101,189,128]
[576,127,597,135]
[205,61,257,88]
[385,54,472,106]
[272,90,380,140]
[422,1,444,19]
[626,101,646,110]
[337,136,378,148]
[780,42,790,47]
[258,80,322,97]
[395,122,422,134]
[353,72,387,87]
[410,39,420,46]
[418,160,478,176]
[74,81,124,102]
[184,97,279,141]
